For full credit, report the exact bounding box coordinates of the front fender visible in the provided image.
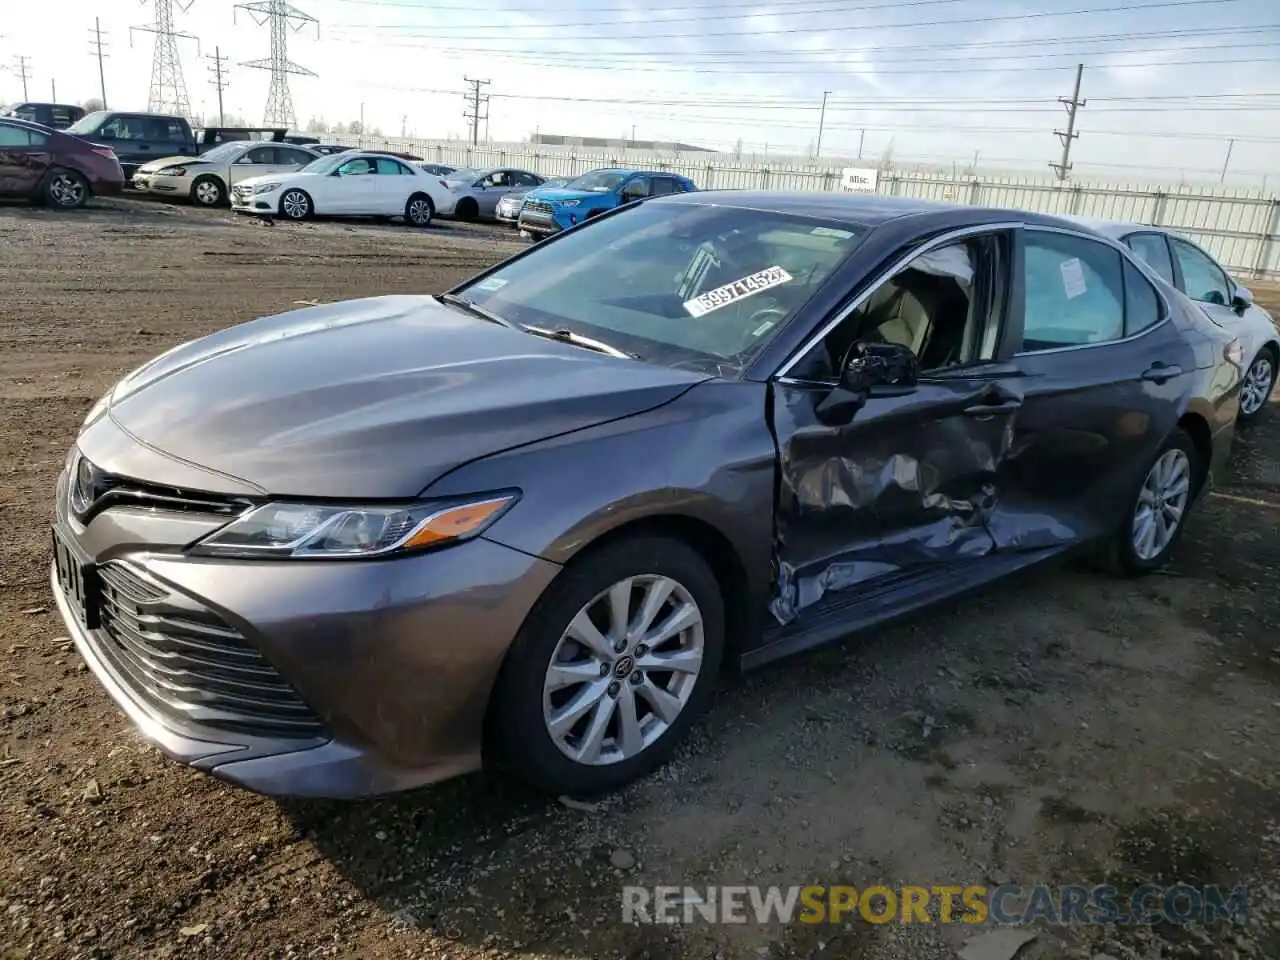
[421,379,778,601]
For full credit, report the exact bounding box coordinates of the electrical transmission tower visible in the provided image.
[207,47,230,124]
[1049,63,1086,181]
[463,77,490,146]
[13,56,31,101]
[89,18,110,107]
[235,0,318,130]
[132,0,199,117]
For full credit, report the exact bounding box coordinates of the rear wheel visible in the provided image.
[1238,348,1276,423]
[493,536,724,796]
[44,168,89,209]
[404,193,434,228]
[190,175,225,207]
[454,197,478,221]
[1102,427,1199,575]
[278,189,312,220]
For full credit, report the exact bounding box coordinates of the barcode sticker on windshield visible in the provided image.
[683,265,794,318]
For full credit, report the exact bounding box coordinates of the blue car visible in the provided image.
[517,167,697,238]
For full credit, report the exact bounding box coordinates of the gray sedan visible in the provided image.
[443,166,545,221]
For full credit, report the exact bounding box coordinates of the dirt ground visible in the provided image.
[4,196,1280,960]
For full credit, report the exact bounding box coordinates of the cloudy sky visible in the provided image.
[2,0,1277,181]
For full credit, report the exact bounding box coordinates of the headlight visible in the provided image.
[252,182,281,195]
[557,199,580,207]
[188,493,518,559]
[165,166,188,177]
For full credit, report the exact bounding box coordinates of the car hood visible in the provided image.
[103,295,708,498]
[533,187,615,204]
[234,170,313,189]
[138,155,209,173]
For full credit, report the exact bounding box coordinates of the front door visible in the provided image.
[0,121,51,195]
[768,229,1019,624]
[229,145,279,186]
[988,226,1197,551]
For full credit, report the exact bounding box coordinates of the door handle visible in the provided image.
[963,401,1022,417]
[1142,363,1183,382]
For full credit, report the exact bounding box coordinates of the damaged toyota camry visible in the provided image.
[51,192,1243,799]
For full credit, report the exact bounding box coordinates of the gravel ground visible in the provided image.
[3,196,1280,960]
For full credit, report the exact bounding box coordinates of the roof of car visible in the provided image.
[1056,215,1165,240]
[658,190,1119,233]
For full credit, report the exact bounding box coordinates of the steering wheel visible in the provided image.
[732,299,789,353]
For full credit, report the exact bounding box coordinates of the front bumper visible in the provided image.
[231,187,279,214]
[137,172,187,196]
[50,448,561,798]
[517,212,563,236]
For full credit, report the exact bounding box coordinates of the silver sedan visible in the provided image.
[442,167,546,221]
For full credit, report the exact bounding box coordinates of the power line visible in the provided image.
[132,0,200,117]
[1050,63,1086,180]
[235,0,319,129]
[12,55,30,101]
[88,18,109,108]
[208,46,230,124]
[321,0,1251,43]
[463,76,490,146]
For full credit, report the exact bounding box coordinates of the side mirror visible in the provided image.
[1233,285,1253,313]
[815,342,919,425]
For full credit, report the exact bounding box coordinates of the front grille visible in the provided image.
[92,562,325,740]
[71,456,254,521]
[523,199,553,216]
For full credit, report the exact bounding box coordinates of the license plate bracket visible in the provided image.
[52,527,100,630]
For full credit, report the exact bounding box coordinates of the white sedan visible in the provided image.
[230,151,458,227]
[133,140,321,207]
[1077,218,1280,424]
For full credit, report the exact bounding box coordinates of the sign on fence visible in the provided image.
[840,168,879,193]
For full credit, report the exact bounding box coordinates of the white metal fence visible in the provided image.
[340,136,1280,280]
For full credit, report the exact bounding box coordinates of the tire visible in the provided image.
[493,535,725,796]
[404,193,434,228]
[189,175,225,207]
[43,168,89,209]
[454,197,478,222]
[278,189,312,221]
[1237,347,1276,424]
[1101,427,1200,576]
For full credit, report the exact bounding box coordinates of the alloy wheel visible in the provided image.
[1240,354,1274,417]
[1131,448,1192,561]
[408,198,432,225]
[281,191,309,219]
[542,575,704,766]
[50,174,85,208]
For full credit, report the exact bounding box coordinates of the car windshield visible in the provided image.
[566,170,628,192]
[65,111,109,134]
[200,142,244,163]
[300,154,348,174]
[457,201,867,375]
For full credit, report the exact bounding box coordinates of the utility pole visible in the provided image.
[51,78,57,100]
[462,77,490,147]
[207,46,229,124]
[815,90,831,159]
[1049,63,1086,181]
[857,128,865,160]
[1220,138,1235,183]
[89,18,109,107]
[13,56,31,101]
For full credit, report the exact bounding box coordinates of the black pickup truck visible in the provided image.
[64,111,312,179]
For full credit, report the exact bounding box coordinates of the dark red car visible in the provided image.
[0,116,124,209]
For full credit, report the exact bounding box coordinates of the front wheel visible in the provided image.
[190,175,225,207]
[44,168,89,209]
[493,535,725,796]
[404,193,434,228]
[1238,349,1276,423]
[278,189,312,220]
[1103,428,1199,575]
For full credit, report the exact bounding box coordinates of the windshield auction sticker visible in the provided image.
[683,265,794,318]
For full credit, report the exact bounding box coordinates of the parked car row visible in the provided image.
[49,189,1277,803]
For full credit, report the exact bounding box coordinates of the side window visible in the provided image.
[1170,238,1232,306]
[650,178,678,196]
[280,148,314,166]
[337,157,374,176]
[1124,260,1162,335]
[163,120,188,142]
[515,172,542,187]
[0,123,44,146]
[1021,231,1125,351]
[98,116,130,139]
[790,237,1002,380]
[374,157,411,175]
[1123,232,1176,285]
[621,177,651,200]
[244,146,276,164]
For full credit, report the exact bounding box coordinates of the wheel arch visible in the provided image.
[1176,409,1213,493]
